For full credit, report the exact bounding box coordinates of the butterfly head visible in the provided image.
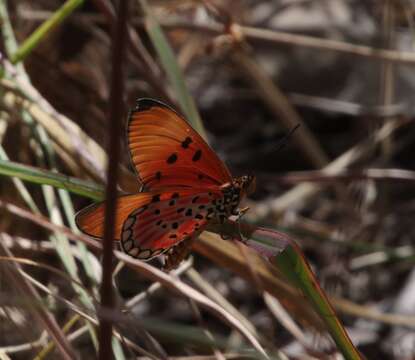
[239,174,256,196]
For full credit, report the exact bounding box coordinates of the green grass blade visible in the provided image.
[0,158,104,200]
[10,0,84,64]
[274,243,362,360]
[0,0,27,76]
[139,0,207,139]
[212,222,361,360]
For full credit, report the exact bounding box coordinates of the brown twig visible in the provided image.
[159,20,415,65]
[98,0,128,359]
[263,168,415,184]
[16,10,415,65]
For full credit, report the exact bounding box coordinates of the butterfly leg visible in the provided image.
[163,236,195,271]
[233,206,250,218]
[220,207,250,241]
[218,213,234,240]
[234,206,249,242]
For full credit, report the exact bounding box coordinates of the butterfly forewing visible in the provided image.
[128,99,232,190]
[120,188,223,260]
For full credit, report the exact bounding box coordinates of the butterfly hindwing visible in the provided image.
[120,188,223,260]
[75,193,157,240]
[127,99,232,190]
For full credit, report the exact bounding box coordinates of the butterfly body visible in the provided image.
[218,175,255,221]
[75,99,255,269]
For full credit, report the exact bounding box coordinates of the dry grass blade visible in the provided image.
[186,268,257,337]
[255,117,408,218]
[195,231,415,329]
[1,74,106,181]
[264,292,310,348]
[4,2,415,357]
[0,239,76,360]
[0,333,49,355]
[17,10,415,65]
[126,258,193,308]
[115,252,269,358]
[271,168,415,184]
[0,255,97,304]
[158,20,415,65]
[195,232,323,329]
[0,200,268,358]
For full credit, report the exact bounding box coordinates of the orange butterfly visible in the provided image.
[75,99,255,269]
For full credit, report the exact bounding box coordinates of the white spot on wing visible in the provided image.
[137,249,152,259]
[124,216,135,229]
[122,239,133,251]
[122,229,131,242]
[128,247,140,257]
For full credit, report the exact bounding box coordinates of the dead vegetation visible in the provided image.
[1,1,415,359]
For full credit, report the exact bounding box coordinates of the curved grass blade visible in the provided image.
[216,221,362,360]
[0,158,104,201]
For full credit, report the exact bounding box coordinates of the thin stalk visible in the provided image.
[98,1,129,359]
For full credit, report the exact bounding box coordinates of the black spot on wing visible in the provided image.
[152,194,161,202]
[181,137,193,149]
[192,149,202,162]
[167,153,178,164]
[155,171,162,180]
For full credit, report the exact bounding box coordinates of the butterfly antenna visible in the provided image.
[274,124,301,153]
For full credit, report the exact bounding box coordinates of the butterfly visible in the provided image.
[75,99,255,269]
